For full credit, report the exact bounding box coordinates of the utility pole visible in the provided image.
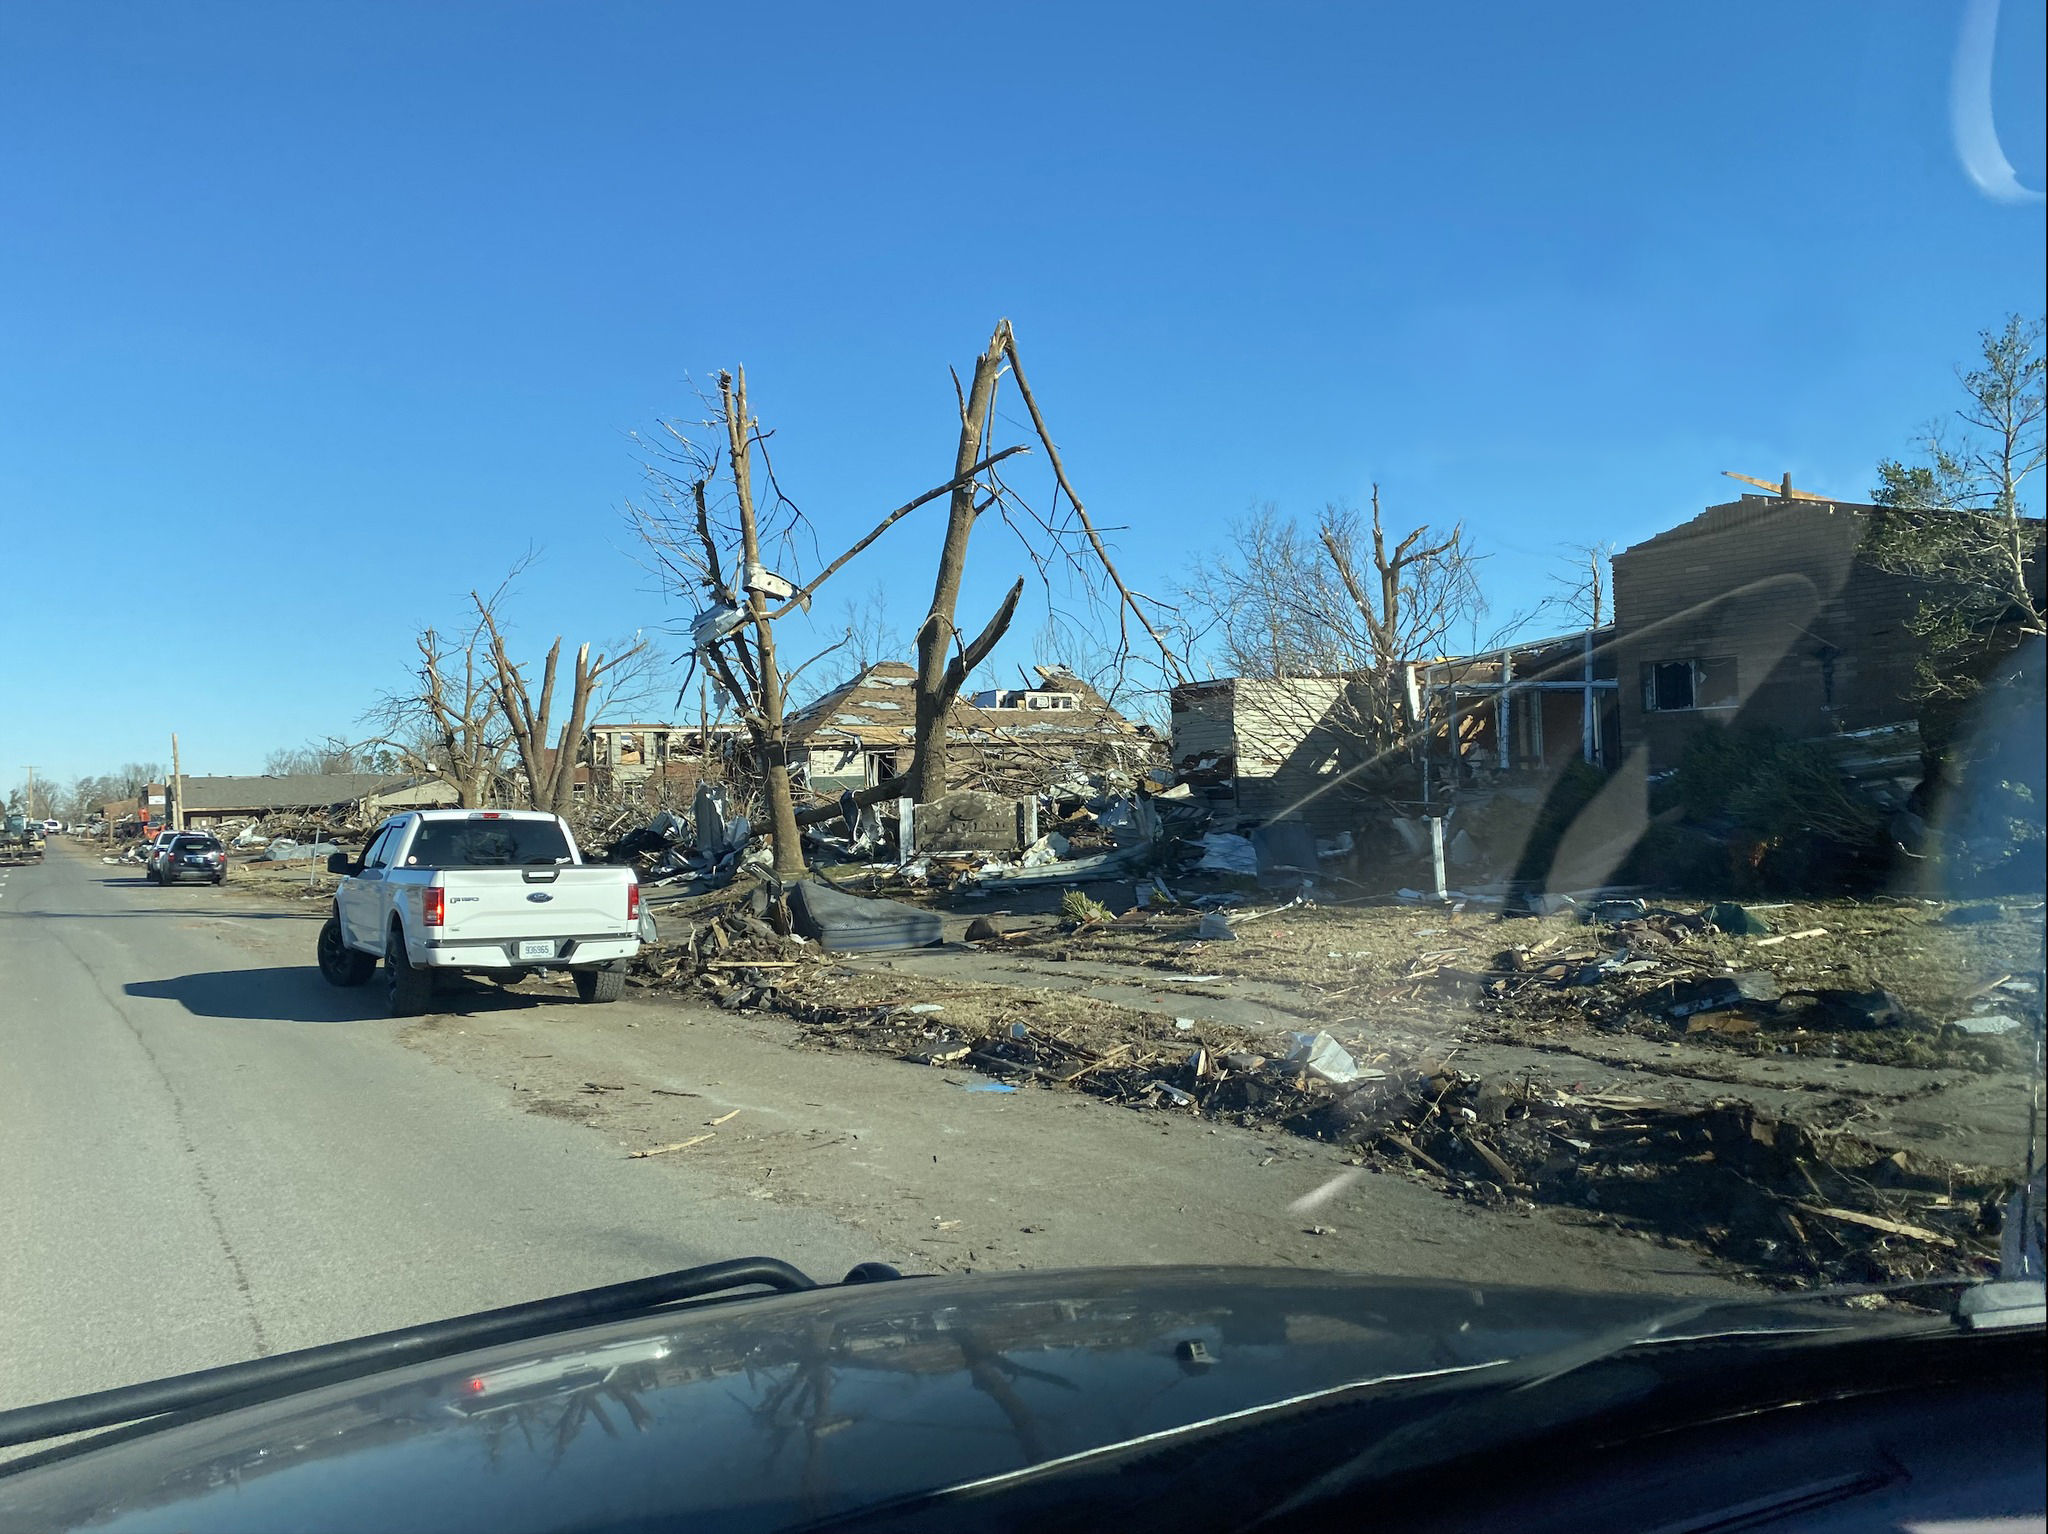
[19,766,36,820]
[171,733,183,834]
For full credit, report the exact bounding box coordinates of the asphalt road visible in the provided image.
[0,842,876,1414]
[4,838,1745,1427]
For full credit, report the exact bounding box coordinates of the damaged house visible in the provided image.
[1169,486,2018,872]
[1169,676,1356,836]
[1610,492,1940,786]
[785,661,1158,798]
[582,721,748,799]
[1414,626,1621,798]
[169,773,457,832]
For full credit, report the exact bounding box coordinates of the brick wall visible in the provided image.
[1613,498,1925,771]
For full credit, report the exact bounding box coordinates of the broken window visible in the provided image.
[1641,657,1737,712]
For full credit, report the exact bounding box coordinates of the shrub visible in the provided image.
[1668,727,1890,892]
[1059,889,1113,925]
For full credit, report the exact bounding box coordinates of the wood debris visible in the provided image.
[628,1134,715,1159]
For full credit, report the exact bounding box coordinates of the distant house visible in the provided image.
[101,784,165,835]
[1610,494,1933,774]
[171,773,457,830]
[785,661,920,792]
[786,662,1156,795]
[583,722,747,793]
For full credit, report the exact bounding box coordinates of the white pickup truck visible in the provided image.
[316,809,642,1016]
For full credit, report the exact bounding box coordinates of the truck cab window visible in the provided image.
[361,826,398,870]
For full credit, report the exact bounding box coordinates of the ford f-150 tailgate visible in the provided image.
[377,810,640,968]
[430,865,637,959]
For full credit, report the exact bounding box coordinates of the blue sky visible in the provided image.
[2,0,2042,787]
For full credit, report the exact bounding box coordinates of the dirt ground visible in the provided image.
[159,835,2043,1291]
[632,883,2043,1291]
[395,972,1743,1297]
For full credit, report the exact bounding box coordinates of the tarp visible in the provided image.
[1251,822,1317,878]
[1195,832,1258,876]
[787,880,943,953]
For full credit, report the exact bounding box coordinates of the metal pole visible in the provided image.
[1447,681,1461,789]
[1419,672,1432,809]
[1496,651,1513,771]
[1429,815,1447,901]
[1581,628,1596,764]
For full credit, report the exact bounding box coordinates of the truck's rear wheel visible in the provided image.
[573,964,626,1004]
[318,917,377,987]
[385,926,434,1017]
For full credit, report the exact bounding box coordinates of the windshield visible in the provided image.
[2,3,2040,1509]
[404,819,574,868]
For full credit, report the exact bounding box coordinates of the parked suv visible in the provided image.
[156,833,227,886]
[141,830,181,878]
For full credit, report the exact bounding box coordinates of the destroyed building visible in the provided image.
[786,661,1158,797]
[1167,487,2014,866]
[101,783,168,834]
[1169,677,1355,836]
[586,723,687,781]
[1414,627,1621,797]
[581,722,746,799]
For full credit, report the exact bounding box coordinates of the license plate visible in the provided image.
[518,940,555,961]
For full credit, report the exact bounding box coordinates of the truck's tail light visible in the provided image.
[627,882,640,923]
[423,887,445,927]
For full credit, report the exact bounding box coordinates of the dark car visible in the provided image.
[0,1259,2039,1533]
[154,833,227,886]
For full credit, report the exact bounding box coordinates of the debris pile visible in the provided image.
[1354,1079,2010,1288]
[1040,895,2039,1074]
[630,899,828,1012]
[602,785,767,892]
[745,952,2025,1288]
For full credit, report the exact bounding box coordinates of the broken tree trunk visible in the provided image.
[911,322,1023,804]
[724,369,807,879]
[480,607,646,819]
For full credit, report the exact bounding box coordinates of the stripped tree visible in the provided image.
[365,601,514,809]
[627,368,1026,871]
[627,324,1184,870]
[477,603,653,819]
[1182,488,1485,768]
[1870,313,2046,699]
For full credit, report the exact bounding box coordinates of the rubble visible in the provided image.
[260,838,341,863]
[1195,833,1257,876]
[1704,901,1771,935]
[1655,971,1781,1018]
[732,956,2023,1289]
[786,879,942,952]
[1280,1030,1366,1085]
[1950,1013,2023,1035]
